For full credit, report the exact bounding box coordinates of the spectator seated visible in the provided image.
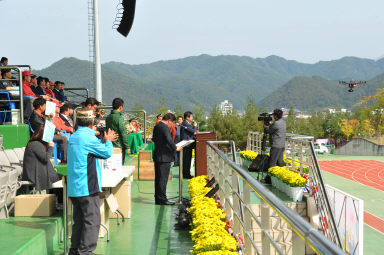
[53,81,67,103]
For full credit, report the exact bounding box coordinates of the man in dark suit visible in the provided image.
[180,111,197,179]
[152,113,181,205]
[59,103,74,128]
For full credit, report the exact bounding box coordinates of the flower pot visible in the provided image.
[242,159,252,170]
[270,176,275,187]
[287,186,304,202]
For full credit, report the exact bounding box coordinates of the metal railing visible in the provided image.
[245,131,343,251]
[9,65,31,72]
[207,141,345,255]
[0,66,24,125]
[246,132,314,152]
[64,88,89,104]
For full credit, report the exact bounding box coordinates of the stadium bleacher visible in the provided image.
[0,57,78,219]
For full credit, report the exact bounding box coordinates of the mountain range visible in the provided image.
[33,54,384,112]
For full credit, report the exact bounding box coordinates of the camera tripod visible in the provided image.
[258,128,271,184]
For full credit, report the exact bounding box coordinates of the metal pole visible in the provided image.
[178,149,184,203]
[63,176,68,255]
[143,110,147,144]
[309,142,343,249]
[93,0,102,103]
[17,67,23,124]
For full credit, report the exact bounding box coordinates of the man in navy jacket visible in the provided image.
[180,111,197,179]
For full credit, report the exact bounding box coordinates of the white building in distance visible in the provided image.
[219,100,233,115]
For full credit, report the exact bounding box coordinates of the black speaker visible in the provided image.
[115,0,136,37]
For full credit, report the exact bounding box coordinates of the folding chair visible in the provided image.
[5,167,19,216]
[13,148,25,162]
[5,149,23,166]
[1,150,22,176]
[0,170,9,219]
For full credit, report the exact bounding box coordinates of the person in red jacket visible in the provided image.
[44,81,56,98]
[22,71,38,98]
[53,104,73,133]
[155,114,162,125]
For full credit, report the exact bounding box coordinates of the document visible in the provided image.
[42,120,55,143]
[45,101,56,117]
[9,86,20,96]
[176,140,195,148]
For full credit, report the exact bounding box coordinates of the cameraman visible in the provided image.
[264,109,286,168]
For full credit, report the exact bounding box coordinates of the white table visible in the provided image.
[62,165,135,254]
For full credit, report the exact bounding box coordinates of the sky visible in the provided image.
[1,0,384,69]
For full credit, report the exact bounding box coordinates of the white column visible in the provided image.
[93,0,103,103]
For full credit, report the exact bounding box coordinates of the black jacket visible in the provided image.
[34,86,46,97]
[59,113,73,127]
[53,89,67,102]
[152,121,177,163]
[29,111,45,134]
[22,141,60,190]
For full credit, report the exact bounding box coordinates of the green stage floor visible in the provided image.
[2,152,383,254]
[0,213,63,255]
[93,165,194,255]
[318,155,384,254]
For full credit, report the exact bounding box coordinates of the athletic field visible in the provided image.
[318,155,384,254]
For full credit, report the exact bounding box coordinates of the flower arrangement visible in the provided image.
[239,150,258,161]
[268,166,307,201]
[197,251,239,255]
[268,166,307,187]
[188,176,238,254]
[240,150,310,174]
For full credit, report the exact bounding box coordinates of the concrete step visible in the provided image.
[252,229,292,243]
[250,241,293,255]
[250,202,307,218]
[251,216,310,231]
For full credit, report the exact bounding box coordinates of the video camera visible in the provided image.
[258,112,273,126]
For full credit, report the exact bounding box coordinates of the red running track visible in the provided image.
[320,160,384,233]
[365,212,384,234]
[319,160,384,192]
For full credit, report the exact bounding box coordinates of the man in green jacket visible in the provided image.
[106,98,130,163]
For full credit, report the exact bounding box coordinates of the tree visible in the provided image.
[154,97,168,115]
[243,97,263,133]
[349,120,360,137]
[360,119,376,137]
[193,102,208,131]
[173,103,183,119]
[307,111,324,138]
[132,103,145,111]
[286,106,296,133]
[361,88,384,136]
[338,118,354,140]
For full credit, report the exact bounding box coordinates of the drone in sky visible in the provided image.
[339,80,367,92]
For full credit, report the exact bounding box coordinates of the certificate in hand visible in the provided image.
[42,120,56,143]
[176,140,195,148]
[45,101,56,117]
